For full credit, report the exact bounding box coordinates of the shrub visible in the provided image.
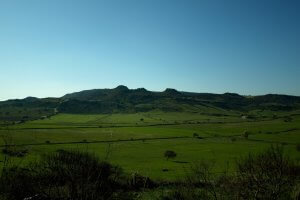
[243,131,249,139]
[164,150,177,160]
[0,150,127,200]
[297,143,300,152]
[235,145,299,199]
[128,172,156,189]
[157,185,206,200]
[193,133,199,138]
[284,117,292,122]
[158,146,300,200]
[2,146,28,157]
[0,166,38,200]
[157,161,217,200]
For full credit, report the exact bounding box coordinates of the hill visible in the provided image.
[1,85,300,122]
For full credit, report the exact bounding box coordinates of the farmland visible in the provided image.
[1,111,299,180]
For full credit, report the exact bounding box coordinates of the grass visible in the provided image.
[0,111,299,180]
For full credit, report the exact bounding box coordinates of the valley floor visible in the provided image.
[0,111,299,180]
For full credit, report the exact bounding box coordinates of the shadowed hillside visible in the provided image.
[1,86,300,122]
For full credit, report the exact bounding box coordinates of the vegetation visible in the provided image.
[0,110,299,180]
[193,133,199,137]
[243,130,249,139]
[297,143,300,152]
[2,146,28,157]
[155,146,300,200]
[1,86,300,121]
[0,86,299,199]
[235,146,299,199]
[1,146,298,200]
[0,150,132,200]
[164,150,177,160]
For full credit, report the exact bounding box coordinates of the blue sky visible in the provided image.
[0,0,299,100]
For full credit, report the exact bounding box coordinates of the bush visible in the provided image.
[39,150,123,199]
[2,146,28,157]
[0,150,127,200]
[297,144,300,152]
[128,172,156,190]
[164,150,177,160]
[284,116,292,122]
[243,131,249,139]
[157,185,206,200]
[157,161,218,200]
[0,166,38,200]
[193,133,199,138]
[235,145,299,199]
[158,146,300,200]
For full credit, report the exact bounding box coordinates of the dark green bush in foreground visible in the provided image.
[157,146,300,200]
[0,150,132,200]
[296,143,300,152]
[235,146,299,199]
[2,146,28,157]
[0,146,299,200]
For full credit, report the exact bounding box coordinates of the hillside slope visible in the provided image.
[1,85,300,122]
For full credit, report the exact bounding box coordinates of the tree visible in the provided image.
[193,133,199,138]
[243,131,249,139]
[164,150,177,160]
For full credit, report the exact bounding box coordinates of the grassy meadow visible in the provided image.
[0,111,300,180]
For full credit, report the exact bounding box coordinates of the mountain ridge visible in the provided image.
[1,86,300,122]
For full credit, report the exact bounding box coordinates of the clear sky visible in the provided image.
[0,0,299,100]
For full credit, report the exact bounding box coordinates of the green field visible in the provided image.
[1,111,300,180]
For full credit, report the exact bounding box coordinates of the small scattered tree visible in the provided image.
[284,116,293,122]
[164,150,177,160]
[193,133,199,138]
[243,131,249,139]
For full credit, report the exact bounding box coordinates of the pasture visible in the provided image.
[0,111,299,180]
